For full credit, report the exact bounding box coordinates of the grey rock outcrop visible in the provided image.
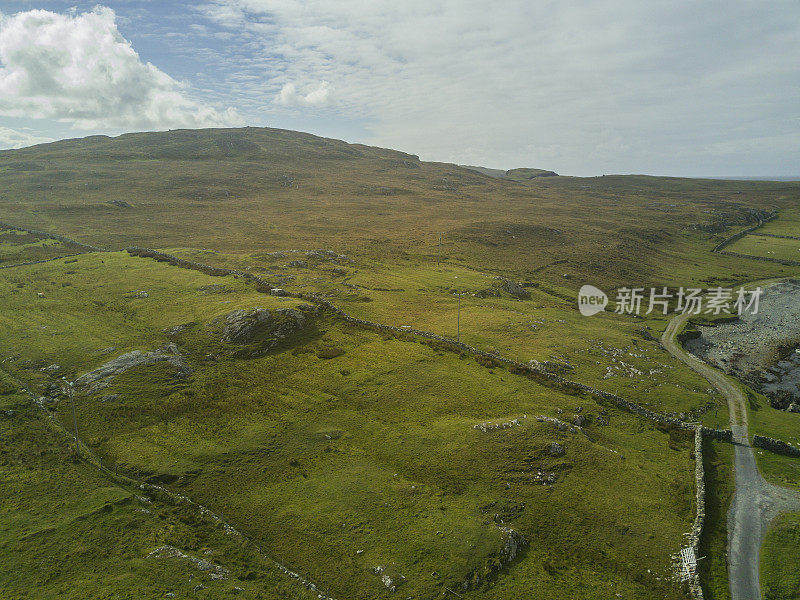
[221,308,305,344]
[75,344,191,392]
[495,278,531,300]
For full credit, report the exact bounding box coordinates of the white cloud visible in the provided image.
[275,80,332,107]
[0,126,53,149]
[202,0,800,175]
[0,7,242,130]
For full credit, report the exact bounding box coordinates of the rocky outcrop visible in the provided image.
[220,307,305,344]
[74,344,191,393]
[461,526,527,590]
[496,277,531,300]
[473,415,526,432]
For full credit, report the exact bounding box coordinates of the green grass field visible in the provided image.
[699,440,735,600]
[0,252,698,599]
[0,385,320,600]
[761,512,800,600]
[759,208,800,237]
[728,234,800,262]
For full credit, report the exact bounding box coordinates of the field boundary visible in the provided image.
[0,252,88,270]
[710,211,800,266]
[0,220,108,253]
[751,232,800,241]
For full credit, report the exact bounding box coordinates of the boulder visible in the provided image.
[548,442,565,456]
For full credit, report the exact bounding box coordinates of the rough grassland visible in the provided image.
[0,253,696,599]
[168,247,727,426]
[0,227,84,265]
[0,390,319,600]
[698,440,735,600]
[2,128,800,598]
[761,512,800,600]
[1,128,799,290]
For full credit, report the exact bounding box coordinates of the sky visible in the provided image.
[0,1,798,177]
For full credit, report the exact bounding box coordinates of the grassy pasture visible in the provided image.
[728,234,800,262]
[0,253,697,599]
[0,387,320,600]
[761,512,800,600]
[759,207,800,237]
[167,247,725,425]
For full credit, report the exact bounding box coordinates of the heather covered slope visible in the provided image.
[1,127,799,288]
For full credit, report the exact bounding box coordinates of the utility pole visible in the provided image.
[457,293,461,343]
[63,378,79,457]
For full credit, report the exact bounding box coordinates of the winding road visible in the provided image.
[662,312,800,600]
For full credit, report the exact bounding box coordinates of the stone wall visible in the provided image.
[0,252,87,270]
[711,213,776,252]
[753,435,800,458]
[716,250,800,267]
[0,220,107,253]
[687,426,705,599]
[756,232,800,241]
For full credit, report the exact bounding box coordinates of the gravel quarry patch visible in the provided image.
[685,279,800,409]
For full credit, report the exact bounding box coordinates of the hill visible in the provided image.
[2,127,799,289]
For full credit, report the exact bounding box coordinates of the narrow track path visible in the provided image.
[662,312,800,600]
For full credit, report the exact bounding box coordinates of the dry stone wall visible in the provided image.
[753,435,800,458]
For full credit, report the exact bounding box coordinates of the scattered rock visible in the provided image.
[162,322,196,336]
[147,545,229,580]
[474,415,526,432]
[548,442,565,456]
[270,288,287,296]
